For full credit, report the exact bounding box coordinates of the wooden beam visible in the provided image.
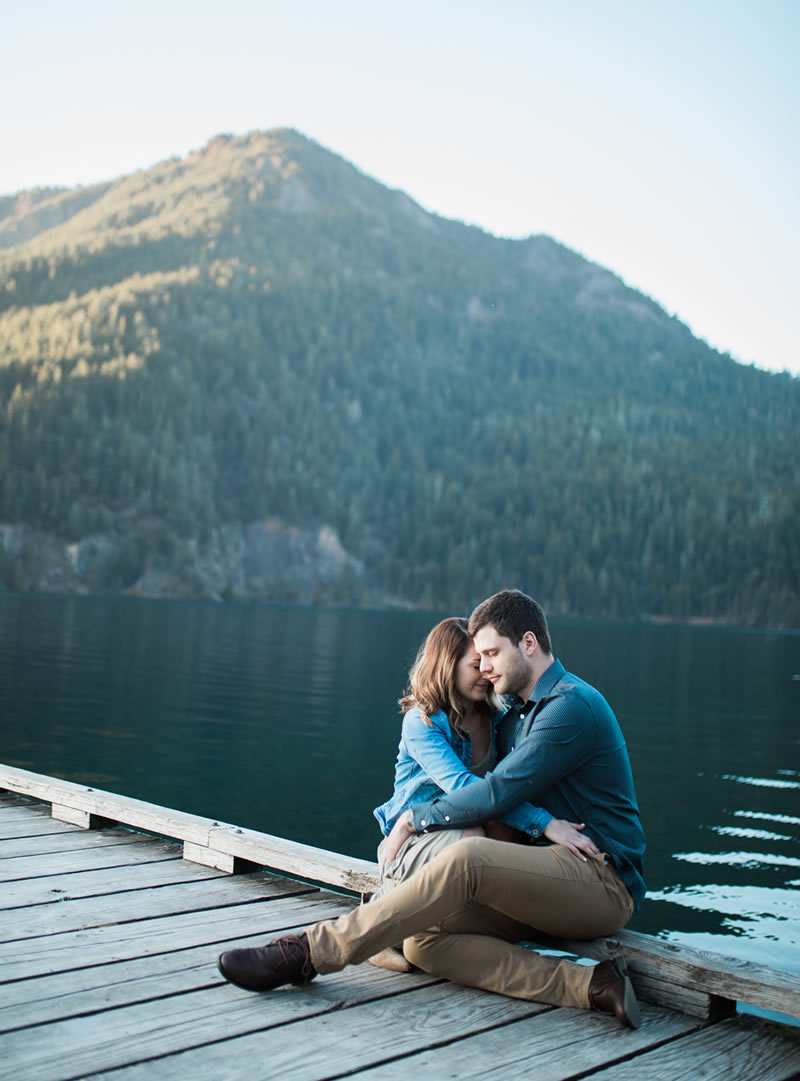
[51,803,92,828]
[0,764,381,892]
[0,765,218,847]
[538,929,800,1021]
[205,824,380,894]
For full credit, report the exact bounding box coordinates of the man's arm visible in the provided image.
[402,708,555,838]
[412,694,590,832]
[383,809,598,864]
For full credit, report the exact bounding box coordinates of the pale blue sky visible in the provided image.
[3,0,798,374]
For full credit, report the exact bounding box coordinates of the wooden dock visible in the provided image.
[2,764,799,1081]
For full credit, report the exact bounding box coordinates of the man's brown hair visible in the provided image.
[468,589,552,654]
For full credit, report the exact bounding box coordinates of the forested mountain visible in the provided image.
[1,129,798,625]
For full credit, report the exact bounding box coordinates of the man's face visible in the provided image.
[473,625,533,697]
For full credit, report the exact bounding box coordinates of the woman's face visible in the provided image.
[454,644,490,703]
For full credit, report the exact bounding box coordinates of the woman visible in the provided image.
[373,617,540,890]
[369,618,594,969]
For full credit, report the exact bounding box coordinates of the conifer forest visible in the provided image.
[1,130,798,625]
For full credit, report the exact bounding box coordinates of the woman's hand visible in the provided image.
[383,810,415,866]
[543,818,600,861]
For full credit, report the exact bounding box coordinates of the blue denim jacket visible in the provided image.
[373,706,553,837]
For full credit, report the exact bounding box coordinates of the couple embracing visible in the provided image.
[219,589,646,1029]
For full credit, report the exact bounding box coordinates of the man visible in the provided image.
[218,590,646,1028]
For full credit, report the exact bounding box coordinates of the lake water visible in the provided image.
[2,592,799,991]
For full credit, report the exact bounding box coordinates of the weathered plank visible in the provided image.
[0,926,437,1033]
[0,857,227,911]
[0,815,83,839]
[27,981,549,1081]
[0,800,76,821]
[0,893,352,982]
[0,837,182,882]
[0,827,155,860]
[1,871,318,941]
[0,793,37,806]
[587,1013,800,1080]
[352,1004,702,1081]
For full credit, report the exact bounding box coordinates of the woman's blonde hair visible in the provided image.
[398,617,497,733]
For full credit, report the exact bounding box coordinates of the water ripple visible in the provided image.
[674,850,800,869]
[722,774,800,790]
[648,882,799,921]
[734,810,800,827]
[712,826,792,842]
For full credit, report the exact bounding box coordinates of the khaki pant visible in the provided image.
[306,836,634,1008]
[373,828,467,899]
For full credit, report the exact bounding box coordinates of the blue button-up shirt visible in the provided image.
[410,659,646,908]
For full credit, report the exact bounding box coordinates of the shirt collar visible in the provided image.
[502,659,565,718]
[527,658,565,706]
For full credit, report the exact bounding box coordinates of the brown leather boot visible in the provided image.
[588,956,641,1028]
[218,932,317,991]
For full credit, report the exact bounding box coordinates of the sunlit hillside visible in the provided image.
[1,130,798,625]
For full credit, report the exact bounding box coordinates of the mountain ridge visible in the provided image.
[1,129,797,624]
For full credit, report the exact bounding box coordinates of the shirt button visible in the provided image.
[445,816,450,822]
[420,820,427,828]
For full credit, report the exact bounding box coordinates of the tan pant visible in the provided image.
[306,836,634,1008]
[373,828,467,899]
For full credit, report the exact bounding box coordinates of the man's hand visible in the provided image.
[383,810,415,866]
[543,818,600,861]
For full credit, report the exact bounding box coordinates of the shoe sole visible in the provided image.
[612,956,641,1029]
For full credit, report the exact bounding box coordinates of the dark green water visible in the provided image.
[2,592,798,982]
